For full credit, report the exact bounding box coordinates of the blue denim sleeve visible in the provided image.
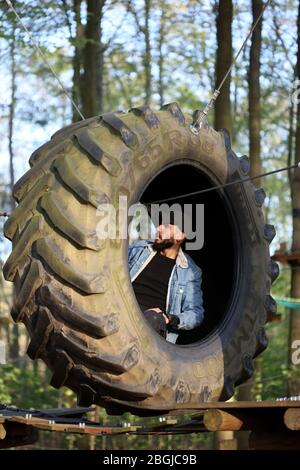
[128,240,148,270]
[128,243,137,270]
[177,267,204,330]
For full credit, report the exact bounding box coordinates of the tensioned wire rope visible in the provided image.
[1,161,299,217]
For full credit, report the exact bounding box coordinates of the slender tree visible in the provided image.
[7,0,19,360]
[213,0,236,450]
[81,0,106,117]
[248,0,263,186]
[72,0,84,121]
[214,0,232,133]
[289,0,300,396]
[144,0,151,105]
[128,0,152,105]
[158,0,166,107]
[61,0,84,121]
[236,1,263,448]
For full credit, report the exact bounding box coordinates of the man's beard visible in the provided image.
[152,239,174,252]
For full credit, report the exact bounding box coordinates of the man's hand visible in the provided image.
[147,307,170,324]
[144,308,180,329]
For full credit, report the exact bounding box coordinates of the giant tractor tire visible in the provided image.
[3,103,279,416]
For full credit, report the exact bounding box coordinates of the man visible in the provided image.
[128,224,204,343]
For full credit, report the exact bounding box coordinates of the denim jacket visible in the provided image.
[128,240,204,343]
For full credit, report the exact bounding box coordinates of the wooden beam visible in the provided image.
[284,408,300,430]
[272,251,300,265]
[267,312,282,323]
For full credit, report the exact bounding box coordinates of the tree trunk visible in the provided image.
[248,0,263,186]
[214,0,232,133]
[72,0,84,122]
[158,0,166,107]
[144,0,151,105]
[288,67,296,188]
[213,1,233,450]
[8,53,16,205]
[81,0,105,117]
[128,0,152,105]
[236,1,263,449]
[289,0,300,396]
[8,1,19,359]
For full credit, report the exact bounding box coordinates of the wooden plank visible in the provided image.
[267,312,282,323]
[185,400,300,420]
[121,400,300,415]
[35,406,94,417]
[184,400,300,410]
[271,251,300,264]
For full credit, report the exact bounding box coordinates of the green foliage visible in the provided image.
[259,314,290,400]
[0,362,61,408]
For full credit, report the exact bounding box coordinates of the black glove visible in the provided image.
[167,314,180,330]
[143,309,167,338]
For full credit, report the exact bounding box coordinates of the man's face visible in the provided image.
[152,224,186,251]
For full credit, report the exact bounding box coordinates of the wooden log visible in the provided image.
[203,408,288,432]
[204,409,244,431]
[0,424,6,440]
[284,408,300,430]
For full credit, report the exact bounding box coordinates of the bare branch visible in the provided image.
[107,55,133,108]
[103,10,129,52]
[60,0,73,40]
[272,6,295,70]
[127,0,144,34]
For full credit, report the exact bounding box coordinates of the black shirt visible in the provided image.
[132,252,176,312]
